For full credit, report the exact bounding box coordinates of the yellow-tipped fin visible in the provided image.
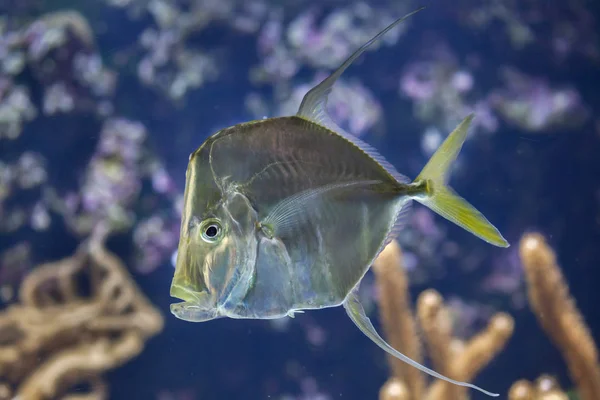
[413,114,509,247]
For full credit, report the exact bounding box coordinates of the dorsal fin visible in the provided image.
[296,7,426,185]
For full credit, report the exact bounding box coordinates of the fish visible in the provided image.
[170,6,508,398]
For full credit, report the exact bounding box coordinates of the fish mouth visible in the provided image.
[170,284,218,322]
[170,302,219,322]
[170,283,205,303]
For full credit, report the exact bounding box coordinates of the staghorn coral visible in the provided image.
[515,233,600,400]
[372,234,600,400]
[0,228,164,399]
[509,375,570,400]
[372,240,514,400]
[372,240,425,400]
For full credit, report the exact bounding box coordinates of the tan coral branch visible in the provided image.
[509,375,570,400]
[17,332,143,399]
[379,377,411,400]
[373,240,514,400]
[509,379,535,400]
[424,306,514,400]
[452,312,514,381]
[520,233,600,400]
[62,375,107,400]
[372,241,425,400]
[417,289,461,400]
[0,231,164,398]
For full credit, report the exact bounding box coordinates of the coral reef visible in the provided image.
[509,375,571,400]
[0,9,115,130]
[251,1,416,81]
[445,0,599,62]
[0,241,32,304]
[0,1,598,398]
[373,234,600,400]
[399,40,499,136]
[1,8,182,276]
[488,68,589,133]
[372,240,514,400]
[253,72,383,136]
[0,228,164,399]
[514,233,600,400]
[400,42,589,137]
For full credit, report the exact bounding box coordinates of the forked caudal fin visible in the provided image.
[343,289,500,397]
[413,114,509,248]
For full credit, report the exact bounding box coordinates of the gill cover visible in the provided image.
[170,148,258,321]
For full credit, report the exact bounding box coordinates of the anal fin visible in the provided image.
[343,288,499,397]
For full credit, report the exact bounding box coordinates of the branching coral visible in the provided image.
[372,240,514,400]
[0,229,164,399]
[513,233,600,400]
[372,240,425,400]
[372,234,600,400]
[509,375,570,400]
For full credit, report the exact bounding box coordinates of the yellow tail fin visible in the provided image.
[413,114,509,247]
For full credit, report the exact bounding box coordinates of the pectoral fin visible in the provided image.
[261,180,381,239]
[343,288,499,397]
[259,180,402,302]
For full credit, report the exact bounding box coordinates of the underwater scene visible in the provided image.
[1,0,599,399]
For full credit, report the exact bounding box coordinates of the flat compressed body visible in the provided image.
[199,116,406,208]
[189,116,409,316]
[171,7,506,396]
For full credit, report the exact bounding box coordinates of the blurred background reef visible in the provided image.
[0,0,599,399]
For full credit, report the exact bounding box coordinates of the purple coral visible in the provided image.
[76,118,146,233]
[489,67,589,132]
[0,78,37,139]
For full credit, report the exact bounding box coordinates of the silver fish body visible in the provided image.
[170,7,507,397]
[171,116,410,321]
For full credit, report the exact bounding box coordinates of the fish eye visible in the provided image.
[200,219,222,243]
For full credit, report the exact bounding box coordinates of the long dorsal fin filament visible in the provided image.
[295,7,426,186]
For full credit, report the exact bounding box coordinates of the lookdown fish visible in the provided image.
[170,7,508,397]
